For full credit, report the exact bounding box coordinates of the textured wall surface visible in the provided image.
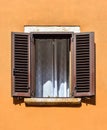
[0,0,107,130]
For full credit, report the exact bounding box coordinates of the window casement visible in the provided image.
[11,31,95,105]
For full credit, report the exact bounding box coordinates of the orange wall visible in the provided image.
[0,0,107,130]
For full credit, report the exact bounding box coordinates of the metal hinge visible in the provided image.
[72,37,74,42]
[31,90,35,97]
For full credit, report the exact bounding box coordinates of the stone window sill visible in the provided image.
[24,98,81,106]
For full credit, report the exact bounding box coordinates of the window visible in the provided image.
[11,30,95,104]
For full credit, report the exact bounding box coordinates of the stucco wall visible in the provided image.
[0,0,107,130]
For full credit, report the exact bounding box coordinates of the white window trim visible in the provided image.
[24,26,80,33]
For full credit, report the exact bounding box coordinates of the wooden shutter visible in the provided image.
[11,32,31,97]
[72,32,95,97]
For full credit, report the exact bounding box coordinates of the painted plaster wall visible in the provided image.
[0,0,107,130]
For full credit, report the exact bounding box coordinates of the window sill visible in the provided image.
[24,98,81,106]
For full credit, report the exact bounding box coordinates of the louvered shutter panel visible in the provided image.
[12,32,31,97]
[72,32,95,97]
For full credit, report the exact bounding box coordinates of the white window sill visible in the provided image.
[24,98,81,106]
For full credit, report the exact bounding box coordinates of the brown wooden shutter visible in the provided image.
[11,32,31,97]
[72,32,95,97]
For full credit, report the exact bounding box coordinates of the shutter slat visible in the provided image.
[72,32,95,97]
[12,32,31,97]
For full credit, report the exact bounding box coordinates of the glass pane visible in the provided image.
[35,36,70,98]
[54,39,69,97]
[35,39,53,97]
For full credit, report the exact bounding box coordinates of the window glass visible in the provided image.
[35,36,70,97]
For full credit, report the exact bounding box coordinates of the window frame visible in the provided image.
[31,32,73,98]
[12,30,95,106]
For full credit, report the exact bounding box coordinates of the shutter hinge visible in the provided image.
[72,38,74,42]
[27,86,30,90]
[31,90,35,97]
[71,86,76,97]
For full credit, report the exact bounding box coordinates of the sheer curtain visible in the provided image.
[35,38,69,97]
[55,39,69,97]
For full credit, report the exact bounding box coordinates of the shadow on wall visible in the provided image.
[81,96,96,105]
[13,97,24,105]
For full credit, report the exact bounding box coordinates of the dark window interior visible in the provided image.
[34,34,71,97]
